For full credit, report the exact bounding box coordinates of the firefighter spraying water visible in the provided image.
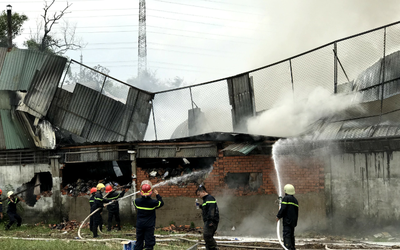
[78,166,213,239]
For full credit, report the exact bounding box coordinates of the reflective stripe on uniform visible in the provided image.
[95,197,103,201]
[202,200,217,206]
[281,201,299,207]
[134,201,162,210]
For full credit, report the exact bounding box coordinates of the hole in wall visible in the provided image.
[21,172,53,207]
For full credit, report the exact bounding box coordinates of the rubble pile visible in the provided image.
[48,220,89,231]
[161,224,202,234]
[36,191,53,200]
[61,179,130,197]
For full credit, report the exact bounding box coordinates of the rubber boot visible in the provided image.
[291,236,296,250]
[284,237,293,250]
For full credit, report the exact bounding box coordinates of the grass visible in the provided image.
[0,222,198,250]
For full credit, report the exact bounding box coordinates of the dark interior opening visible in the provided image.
[21,172,53,207]
[61,161,132,196]
[225,172,262,191]
[136,157,215,185]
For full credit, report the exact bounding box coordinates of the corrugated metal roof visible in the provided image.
[18,54,67,118]
[0,48,51,91]
[137,144,217,158]
[221,142,260,155]
[48,83,153,143]
[0,109,35,150]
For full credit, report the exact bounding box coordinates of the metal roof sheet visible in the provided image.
[0,109,35,150]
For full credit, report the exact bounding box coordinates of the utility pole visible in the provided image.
[138,0,147,78]
[6,4,12,50]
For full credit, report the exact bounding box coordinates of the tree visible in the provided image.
[126,71,186,92]
[0,11,28,48]
[24,0,84,55]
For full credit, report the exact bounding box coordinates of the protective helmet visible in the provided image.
[90,187,97,194]
[7,191,14,198]
[0,189,2,195]
[284,184,295,195]
[141,184,152,196]
[105,185,112,193]
[96,183,105,191]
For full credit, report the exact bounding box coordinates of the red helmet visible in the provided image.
[90,187,97,194]
[0,189,2,195]
[140,184,152,196]
[105,185,112,193]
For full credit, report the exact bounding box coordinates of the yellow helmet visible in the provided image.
[284,184,295,195]
[96,183,105,191]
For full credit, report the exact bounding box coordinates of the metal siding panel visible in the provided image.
[0,49,47,91]
[47,88,73,125]
[126,91,153,141]
[120,88,139,136]
[0,47,8,75]
[23,55,67,117]
[0,110,35,149]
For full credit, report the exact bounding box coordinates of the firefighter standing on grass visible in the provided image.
[89,187,97,234]
[196,184,219,250]
[134,180,164,250]
[92,183,109,238]
[105,184,126,231]
[276,184,299,250]
[5,191,25,230]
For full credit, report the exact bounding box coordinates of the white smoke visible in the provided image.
[247,86,362,137]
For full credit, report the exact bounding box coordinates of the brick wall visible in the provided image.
[136,151,324,198]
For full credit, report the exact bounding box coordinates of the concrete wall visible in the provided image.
[328,151,400,233]
[0,161,62,223]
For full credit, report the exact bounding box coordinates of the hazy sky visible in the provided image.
[6,0,400,87]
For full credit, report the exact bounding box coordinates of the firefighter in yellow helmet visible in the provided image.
[91,183,108,238]
[276,184,298,250]
[134,180,164,250]
[5,191,25,230]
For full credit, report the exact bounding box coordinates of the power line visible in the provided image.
[151,0,264,16]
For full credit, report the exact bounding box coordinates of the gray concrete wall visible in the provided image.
[0,163,62,223]
[155,193,326,237]
[329,151,400,233]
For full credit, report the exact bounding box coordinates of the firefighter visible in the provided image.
[5,191,25,230]
[0,189,3,221]
[105,184,126,231]
[92,183,109,238]
[134,180,164,250]
[89,187,97,234]
[196,185,219,250]
[276,184,299,250]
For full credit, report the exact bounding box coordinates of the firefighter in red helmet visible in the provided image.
[89,187,97,234]
[105,184,126,231]
[134,180,164,250]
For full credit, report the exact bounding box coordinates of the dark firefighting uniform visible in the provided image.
[134,194,164,250]
[277,194,299,250]
[106,189,125,231]
[92,191,108,238]
[6,197,22,229]
[0,198,3,221]
[89,193,95,233]
[201,194,219,250]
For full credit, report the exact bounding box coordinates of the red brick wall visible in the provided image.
[136,151,324,198]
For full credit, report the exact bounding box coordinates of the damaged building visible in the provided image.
[1,21,400,236]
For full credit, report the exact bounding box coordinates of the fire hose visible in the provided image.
[276,196,288,250]
[78,187,141,239]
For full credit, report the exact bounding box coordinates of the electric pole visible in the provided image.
[138,0,147,78]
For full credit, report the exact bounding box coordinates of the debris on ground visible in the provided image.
[48,220,89,231]
[161,224,202,233]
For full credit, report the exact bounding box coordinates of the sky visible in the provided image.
[5,0,400,89]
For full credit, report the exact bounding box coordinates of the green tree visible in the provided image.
[0,11,28,48]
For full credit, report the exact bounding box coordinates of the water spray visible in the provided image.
[272,139,288,250]
[78,166,213,239]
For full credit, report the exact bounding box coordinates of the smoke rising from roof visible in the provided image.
[247,86,362,137]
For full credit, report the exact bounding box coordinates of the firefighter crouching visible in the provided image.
[134,180,164,250]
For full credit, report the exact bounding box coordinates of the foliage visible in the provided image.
[24,0,84,55]
[0,11,28,48]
